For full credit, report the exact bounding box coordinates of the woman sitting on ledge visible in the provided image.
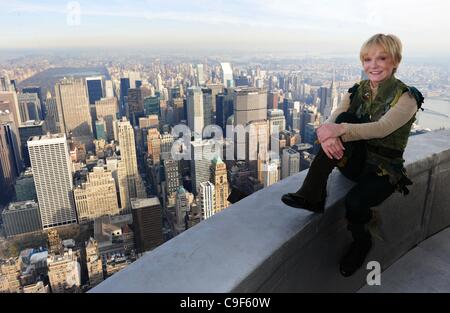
[281,33,424,277]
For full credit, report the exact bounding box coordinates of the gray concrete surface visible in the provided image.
[359,227,450,292]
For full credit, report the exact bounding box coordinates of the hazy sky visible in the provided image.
[1,0,449,56]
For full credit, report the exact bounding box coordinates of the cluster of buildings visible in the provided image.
[1,60,353,292]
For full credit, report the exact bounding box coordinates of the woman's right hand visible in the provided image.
[321,137,345,160]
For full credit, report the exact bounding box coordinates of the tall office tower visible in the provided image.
[187,87,204,138]
[190,139,218,195]
[263,159,279,187]
[47,249,81,293]
[281,148,300,180]
[267,91,279,110]
[326,77,338,119]
[155,73,163,92]
[2,200,42,238]
[119,77,130,116]
[105,80,114,98]
[199,181,215,220]
[0,75,13,92]
[128,71,141,89]
[220,62,234,88]
[300,108,317,142]
[304,122,320,155]
[18,120,44,167]
[131,198,164,253]
[317,86,330,116]
[74,166,120,223]
[127,88,144,125]
[0,121,18,205]
[196,64,205,86]
[0,91,22,165]
[85,238,104,288]
[116,118,146,212]
[47,229,63,255]
[292,108,301,131]
[171,97,184,124]
[205,83,223,113]
[175,187,189,233]
[17,93,41,122]
[44,93,60,133]
[22,86,45,119]
[233,87,267,127]
[268,109,286,137]
[143,95,160,116]
[55,78,93,146]
[95,118,107,141]
[216,90,234,136]
[95,97,118,142]
[160,132,175,161]
[282,98,294,129]
[147,128,161,164]
[210,156,229,214]
[86,77,104,105]
[28,134,77,229]
[201,87,213,127]
[164,158,181,196]
[246,119,269,175]
[14,169,37,201]
[0,110,21,174]
[0,259,21,293]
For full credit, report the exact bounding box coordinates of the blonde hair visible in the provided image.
[360,34,403,73]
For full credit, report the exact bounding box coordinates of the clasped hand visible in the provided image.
[316,123,346,160]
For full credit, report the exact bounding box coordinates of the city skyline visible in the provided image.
[1,0,449,57]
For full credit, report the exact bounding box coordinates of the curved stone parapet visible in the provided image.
[91,129,450,293]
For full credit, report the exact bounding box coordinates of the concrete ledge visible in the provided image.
[91,129,450,293]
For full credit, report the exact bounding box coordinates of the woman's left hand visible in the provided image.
[316,123,346,143]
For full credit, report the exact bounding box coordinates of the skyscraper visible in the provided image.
[131,197,164,253]
[147,128,161,164]
[220,63,234,88]
[187,87,204,138]
[196,64,205,86]
[116,118,146,212]
[55,78,93,147]
[17,93,41,122]
[86,77,104,105]
[263,159,279,187]
[127,88,144,126]
[210,156,229,214]
[201,87,213,127]
[268,109,286,138]
[233,87,267,127]
[199,181,215,219]
[74,165,120,223]
[119,77,130,116]
[163,158,181,197]
[28,134,77,229]
[281,148,300,179]
[18,120,44,167]
[95,97,118,142]
[190,139,218,195]
[0,121,18,205]
[22,86,44,118]
[216,90,234,136]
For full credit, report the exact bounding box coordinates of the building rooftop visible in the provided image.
[5,200,38,212]
[131,197,161,209]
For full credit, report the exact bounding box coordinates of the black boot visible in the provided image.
[339,223,373,277]
[281,149,338,213]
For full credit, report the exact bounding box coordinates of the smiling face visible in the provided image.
[362,45,397,87]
